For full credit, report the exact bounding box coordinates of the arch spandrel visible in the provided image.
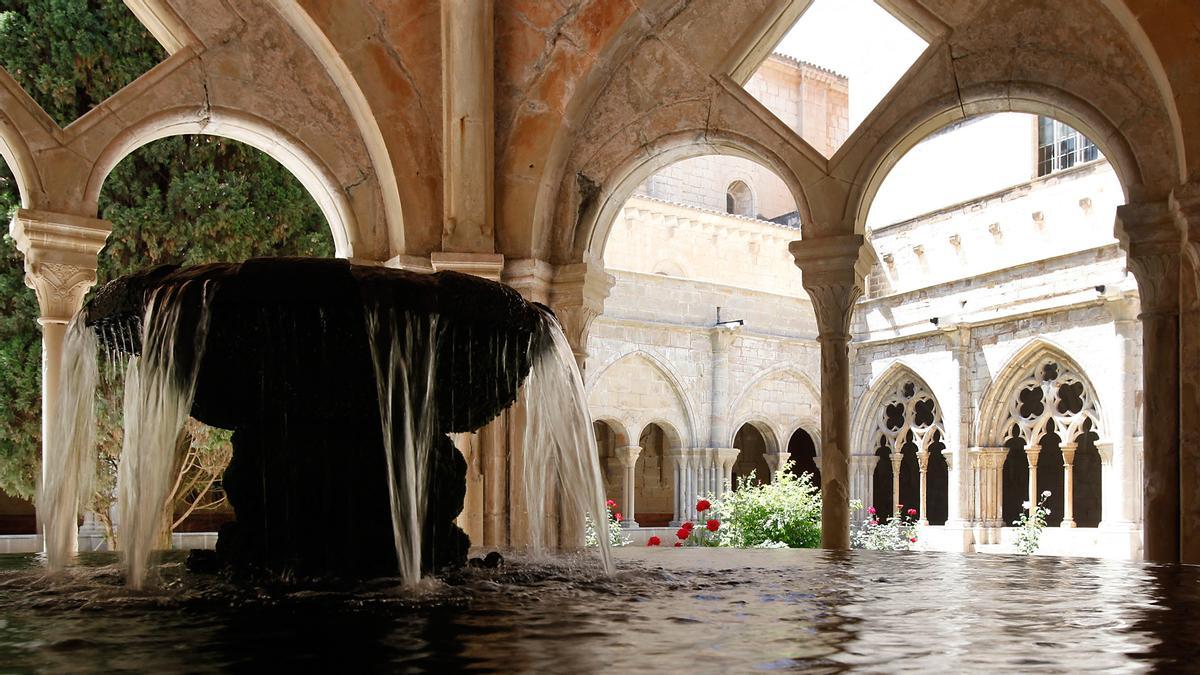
[585,350,699,447]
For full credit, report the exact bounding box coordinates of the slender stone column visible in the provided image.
[716,447,740,496]
[849,454,878,522]
[917,450,930,525]
[1025,447,1040,518]
[1172,184,1200,564]
[790,235,870,549]
[10,209,111,553]
[970,447,1006,542]
[615,445,642,527]
[889,451,903,514]
[1060,442,1077,528]
[1117,201,1180,561]
[940,325,973,526]
[709,325,740,449]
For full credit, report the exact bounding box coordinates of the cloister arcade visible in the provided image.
[0,1,1197,563]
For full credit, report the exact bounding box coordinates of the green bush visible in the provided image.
[710,462,822,548]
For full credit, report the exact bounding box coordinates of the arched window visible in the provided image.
[869,378,947,524]
[725,180,754,217]
[732,423,772,486]
[999,358,1103,527]
[787,428,820,492]
[635,423,677,527]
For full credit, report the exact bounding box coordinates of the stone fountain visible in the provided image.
[76,257,550,580]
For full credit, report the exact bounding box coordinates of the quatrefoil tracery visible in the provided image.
[874,379,944,457]
[1004,359,1099,446]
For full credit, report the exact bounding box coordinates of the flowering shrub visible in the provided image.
[1014,490,1051,554]
[709,463,822,548]
[674,500,722,546]
[585,499,633,547]
[852,503,919,551]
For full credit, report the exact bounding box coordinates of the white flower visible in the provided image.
[1045,508,1052,514]
[1022,501,1031,509]
[1041,490,1051,497]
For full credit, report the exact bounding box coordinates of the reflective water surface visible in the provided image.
[2,548,1198,672]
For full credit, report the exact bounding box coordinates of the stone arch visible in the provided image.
[585,349,698,446]
[633,420,681,527]
[732,421,776,486]
[591,416,630,447]
[977,338,1109,448]
[0,109,43,209]
[269,0,406,256]
[81,107,360,258]
[852,361,945,456]
[571,130,814,262]
[725,179,754,216]
[651,259,687,278]
[786,426,821,491]
[850,83,1146,233]
[729,364,821,447]
[854,361,948,524]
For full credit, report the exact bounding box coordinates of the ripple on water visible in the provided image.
[1,549,1199,672]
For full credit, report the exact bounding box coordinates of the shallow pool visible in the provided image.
[1,548,1197,672]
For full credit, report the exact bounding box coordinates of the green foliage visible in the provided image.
[1014,490,1051,554]
[0,0,165,127]
[585,499,631,548]
[0,2,334,507]
[710,463,822,548]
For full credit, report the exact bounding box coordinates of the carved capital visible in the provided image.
[1025,447,1040,468]
[430,252,505,282]
[710,323,740,351]
[1060,442,1077,466]
[614,444,642,469]
[9,209,111,324]
[789,235,870,340]
[1116,200,1179,315]
[548,260,614,364]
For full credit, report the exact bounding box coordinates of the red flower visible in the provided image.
[615,513,623,522]
[682,521,695,531]
[871,518,879,525]
[910,537,918,543]
[674,542,683,547]
[696,499,711,513]
[676,527,691,540]
[606,499,616,507]
[706,519,721,532]
[907,508,917,517]
[647,536,661,546]
[868,506,876,515]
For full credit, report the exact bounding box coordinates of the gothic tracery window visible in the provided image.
[1000,358,1104,527]
[870,378,947,523]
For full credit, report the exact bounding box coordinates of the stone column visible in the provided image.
[716,447,740,496]
[941,325,973,527]
[1117,201,1180,562]
[1025,447,1040,518]
[440,0,495,253]
[709,324,739,449]
[9,209,111,553]
[1060,442,1077,528]
[790,235,870,549]
[890,451,903,514]
[1103,296,1139,529]
[1172,184,1200,564]
[849,454,878,522]
[970,447,1006,543]
[764,451,791,477]
[615,445,642,527]
[917,449,930,526]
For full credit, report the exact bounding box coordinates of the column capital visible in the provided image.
[1116,200,1179,315]
[9,208,111,324]
[503,258,614,370]
[614,444,642,468]
[715,447,741,464]
[710,323,740,351]
[1025,447,1040,467]
[1060,442,1077,464]
[789,235,871,340]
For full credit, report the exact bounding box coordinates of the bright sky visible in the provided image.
[774,0,928,128]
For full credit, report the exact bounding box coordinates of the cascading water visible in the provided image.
[114,283,213,589]
[38,316,99,572]
[522,308,613,573]
[365,308,443,586]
